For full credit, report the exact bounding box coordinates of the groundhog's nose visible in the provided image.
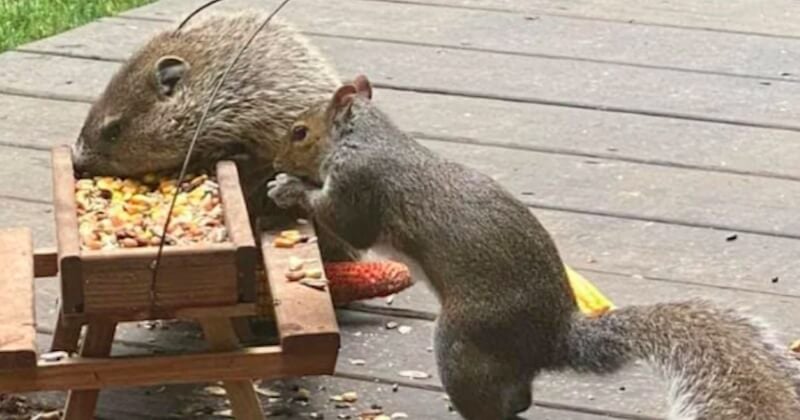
[71,139,87,176]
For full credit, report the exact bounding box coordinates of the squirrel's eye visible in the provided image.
[101,119,122,143]
[291,125,308,142]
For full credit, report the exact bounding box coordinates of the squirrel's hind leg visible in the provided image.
[435,321,533,419]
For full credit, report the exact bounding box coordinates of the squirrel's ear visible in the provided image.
[155,56,189,97]
[331,84,358,112]
[353,75,373,100]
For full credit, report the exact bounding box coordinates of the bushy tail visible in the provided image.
[565,299,800,419]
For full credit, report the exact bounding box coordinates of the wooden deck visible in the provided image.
[1,0,799,418]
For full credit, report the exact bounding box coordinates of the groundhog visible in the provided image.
[72,11,343,238]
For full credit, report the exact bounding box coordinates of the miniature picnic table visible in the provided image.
[0,147,340,420]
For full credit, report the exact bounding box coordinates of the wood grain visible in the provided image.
[51,146,83,314]
[218,160,258,303]
[261,225,340,360]
[0,228,37,370]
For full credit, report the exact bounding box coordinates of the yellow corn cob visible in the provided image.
[565,264,615,317]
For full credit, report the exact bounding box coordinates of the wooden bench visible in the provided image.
[0,228,37,370]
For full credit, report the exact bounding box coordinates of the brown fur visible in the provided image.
[72,11,340,217]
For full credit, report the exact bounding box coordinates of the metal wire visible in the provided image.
[174,0,226,34]
[149,0,296,308]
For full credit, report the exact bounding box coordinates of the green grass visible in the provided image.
[0,0,156,52]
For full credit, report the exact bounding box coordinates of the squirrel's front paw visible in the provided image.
[267,173,310,209]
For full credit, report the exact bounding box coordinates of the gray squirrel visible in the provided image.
[267,75,800,419]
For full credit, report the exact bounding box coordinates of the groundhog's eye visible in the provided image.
[291,125,308,142]
[101,119,122,143]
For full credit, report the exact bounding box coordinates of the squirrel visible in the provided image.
[267,74,800,420]
[70,11,357,260]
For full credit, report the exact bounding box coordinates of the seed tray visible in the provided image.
[51,146,258,317]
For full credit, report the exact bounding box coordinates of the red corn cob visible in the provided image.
[323,261,413,305]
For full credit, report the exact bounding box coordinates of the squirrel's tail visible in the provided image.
[565,299,800,419]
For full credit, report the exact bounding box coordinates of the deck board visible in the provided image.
[22,2,800,82]
[347,0,800,38]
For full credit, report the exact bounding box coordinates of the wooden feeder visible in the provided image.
[0,146,340,420]
[52,146,258,318]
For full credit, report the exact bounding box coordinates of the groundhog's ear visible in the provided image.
[155,56,189,97]
[353,75,372,100]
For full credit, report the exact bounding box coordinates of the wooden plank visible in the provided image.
[217,161,258,303]
[80,245,239,314]
[199,318,265,420]
[355,269,800,343]
[63,320,117,420]
[25,366,617,419]
[50,307,81,353]
[0,228,37,369]
[7,83,800,193]
[373,89,800,182]
[0,95,88,151]
[0,199,54,248]
[260,226,340,357]
[257,375,617,420]
[5,40,800,129]
[22,5,800,82]
[0,344,331,393]
[344,0,800,38]
[34,247,58,278]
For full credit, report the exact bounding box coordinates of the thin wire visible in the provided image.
[174,0,226,34]
[149,0,296,308]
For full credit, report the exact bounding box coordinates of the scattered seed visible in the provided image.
[213,408,233,418]
[726,234,738,242]
[385,321,399,330]
[300,279,329,290]
[397,326,412,335]
[390,413,409,419]
[280,229,301,237]
[349,359,366,366]
[255,388,282,399]
[341,392,358,403]
[288,256,304,271]
[305,267,323,279]
[398,370,430,380]
[286,270,306,282]
[385,294,396,305]
[790,340,800,353]
[294,388,311,402]
[204,385,227,396]
[772,277,780,284]
[273,237,297,248]
[32,412,62,420]
[39,351,69,362]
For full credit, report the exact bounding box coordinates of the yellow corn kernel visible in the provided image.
[565,264,615,317]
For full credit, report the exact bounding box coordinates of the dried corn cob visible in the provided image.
[324,261,412,305]
[565,264,615,317]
